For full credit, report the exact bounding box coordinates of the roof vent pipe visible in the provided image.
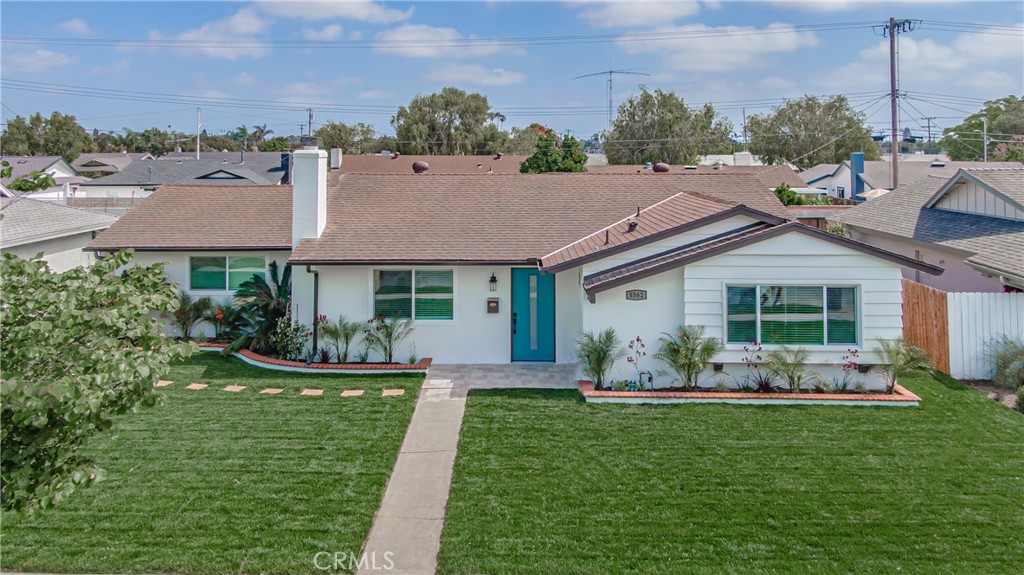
[627,220,639,232]
[239,150,244,164]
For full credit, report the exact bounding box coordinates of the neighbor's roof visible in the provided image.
[0,156,67,186]
[72,153,153,173]
[586,164,804,189]
[79,157,287,186]
[1,197,118,248]
[801,160,1022,189]
[289,173,789,264]
[833,170,1024,280]
[956,168,1024,206]
[339,154,529,175]
[87,185,291,251]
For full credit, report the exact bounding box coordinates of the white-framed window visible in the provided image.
[725,284,858,346]
[189,255,266,291]
[372,269,455,321]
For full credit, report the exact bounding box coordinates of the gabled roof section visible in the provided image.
[1,197,118,248]
[88,184,291,251]
[923,167,1024,211]
[0,156,68,186]
[583,222,945,299]
[540,191,786,272]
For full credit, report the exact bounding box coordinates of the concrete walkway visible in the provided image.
[358,363,575,575]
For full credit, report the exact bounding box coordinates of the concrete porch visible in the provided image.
[426,363,578,390]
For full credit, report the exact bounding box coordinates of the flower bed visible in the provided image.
[197,343,431,374]
[578,380,921,407]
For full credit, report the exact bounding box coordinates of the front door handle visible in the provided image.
[512,312,517,335]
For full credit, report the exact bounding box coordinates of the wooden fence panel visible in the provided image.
[947,291,1024,380]
[901,279,950,374]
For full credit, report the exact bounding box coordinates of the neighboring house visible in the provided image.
[801,152,1020,200]
[700,152,763,166]
[587,163,805,190]
[833,168,1024,292]
[75,154,290,201]
[339,153,529,174]
[90,149,942,388]
[0,155,89,202]
[1,197,118,272]
[72,152,154,175]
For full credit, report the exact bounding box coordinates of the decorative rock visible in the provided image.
[260,388,284,395]
[341,389,365,397]
[185,383,208,390]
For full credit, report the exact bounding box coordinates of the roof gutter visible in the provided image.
[306,265,320,361]
[964,261,1024,290]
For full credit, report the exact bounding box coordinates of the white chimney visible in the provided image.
[330,148,343,170]
[291,149,328,249]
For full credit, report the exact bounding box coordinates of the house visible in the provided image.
[74,153,290,211]
[0,155,86,199]
[833,167,1024,292]
[72,152,154,175]
[338,153,529,174]
[1,197,118,272]
[587,163,805,190]
[801,152,1020,200]
[89,148,943,389]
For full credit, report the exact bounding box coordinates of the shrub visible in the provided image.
[874,337,932,394]
[364,315,414,363]
[205,300,241,340]
[575,328,625,390]
[738,342,781,392]
[320,314,367,363]
[168,290,212,340]
[765,345,817,394]
[1016,387,1024,414]
[655,325,724,391]
[989,335,1024,391]
[227,261,290,356]
[270,317,310,361]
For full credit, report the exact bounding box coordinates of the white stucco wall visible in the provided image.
[76,185,153,199]
[2,231,99,273]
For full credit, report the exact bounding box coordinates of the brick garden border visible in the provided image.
[578,381,921,407]
[197,343,431,374]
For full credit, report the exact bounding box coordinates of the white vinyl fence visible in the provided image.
[947,291,1024,379]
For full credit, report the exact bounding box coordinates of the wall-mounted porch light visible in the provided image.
[489,273,498,292]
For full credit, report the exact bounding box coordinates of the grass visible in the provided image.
[438,372,1024,575]
[1,353,422,574]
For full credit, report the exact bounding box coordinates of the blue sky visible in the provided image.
[2,1,1022,142]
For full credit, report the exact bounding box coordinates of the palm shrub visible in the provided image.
[655,325,724,391]
[874,337,932,394]
[168,290,213,340]
[320,314,367,363]
[364,315,414,363]
[989,335,1024,391]
[226,261,291,355]
[764,345,817,394]
[575,328,625,390]
[204,299,241,340]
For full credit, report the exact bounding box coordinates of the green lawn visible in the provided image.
[438,374,1024,575]
[2,353,421,574]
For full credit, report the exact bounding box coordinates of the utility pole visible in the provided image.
[924,117,935,143]
[195,107,202,160]
[742,107,747,151]
[307,108,314,138]
[982,116,988,162]
[879,18,919,189]
[573,69,650,131]
[298,124,305,138]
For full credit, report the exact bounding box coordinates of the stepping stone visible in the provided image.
[341,389,365,397]
[222,385,246,393]
[260,388,284,395]
[300,389,324,396]
[185,383,208,390]
[382,389,405,397]
[155,380,174,387]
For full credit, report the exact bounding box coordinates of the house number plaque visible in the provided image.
[625,290,647,301]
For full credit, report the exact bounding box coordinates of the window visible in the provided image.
[726,285,858,346]
[373,269,454,320]
[189,256,266,291]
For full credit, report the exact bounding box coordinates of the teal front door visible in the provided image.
[511,268,555,362]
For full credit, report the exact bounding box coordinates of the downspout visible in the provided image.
[306,265,319,361]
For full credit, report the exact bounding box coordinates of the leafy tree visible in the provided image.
[249,124,274,152]
[391,87,507,155]
[605,87,732,165]
[0,250,196,516]
[520,133,588,173]
[314,121,377,154]
[0,112,92,162]
[773,184,801,206]
[940,96,1024,161]
[259,136,293,152]
[505,123,550,155]
[747,95,879,169]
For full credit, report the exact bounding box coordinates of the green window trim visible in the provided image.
[373,269,454,321]
[726,284,858,346]
[189,256,266,291]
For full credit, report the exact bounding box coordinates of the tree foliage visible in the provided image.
[505,123,550,155]
[0,250,196,516]
[314,121,377,154]
[939,96,1024,162]
[0,112,93,163]
[391,87,507,155]
[519,133,588,173]
[606,87,732,165]
[747,95,879,169]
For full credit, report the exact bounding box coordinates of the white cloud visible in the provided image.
[272,76,362,104]
[88,59,131,77]
[2,49,77,74]
[255,1,413,24]
[349,30,365,41]
[374,24,518,58]
[426,64,525,86]
[619,23,819,71]
[233,72,256,87]
[573,1,700,28]
[359,89,394,100]
[303,23,344,40]
[174,6,272,60]
[57,17,94,36]
[772,0,965,11]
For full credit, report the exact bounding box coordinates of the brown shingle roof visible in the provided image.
[339,154,528,175]
[88,184,291,251]
[586,164,805,189]
[290,173,789,264]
